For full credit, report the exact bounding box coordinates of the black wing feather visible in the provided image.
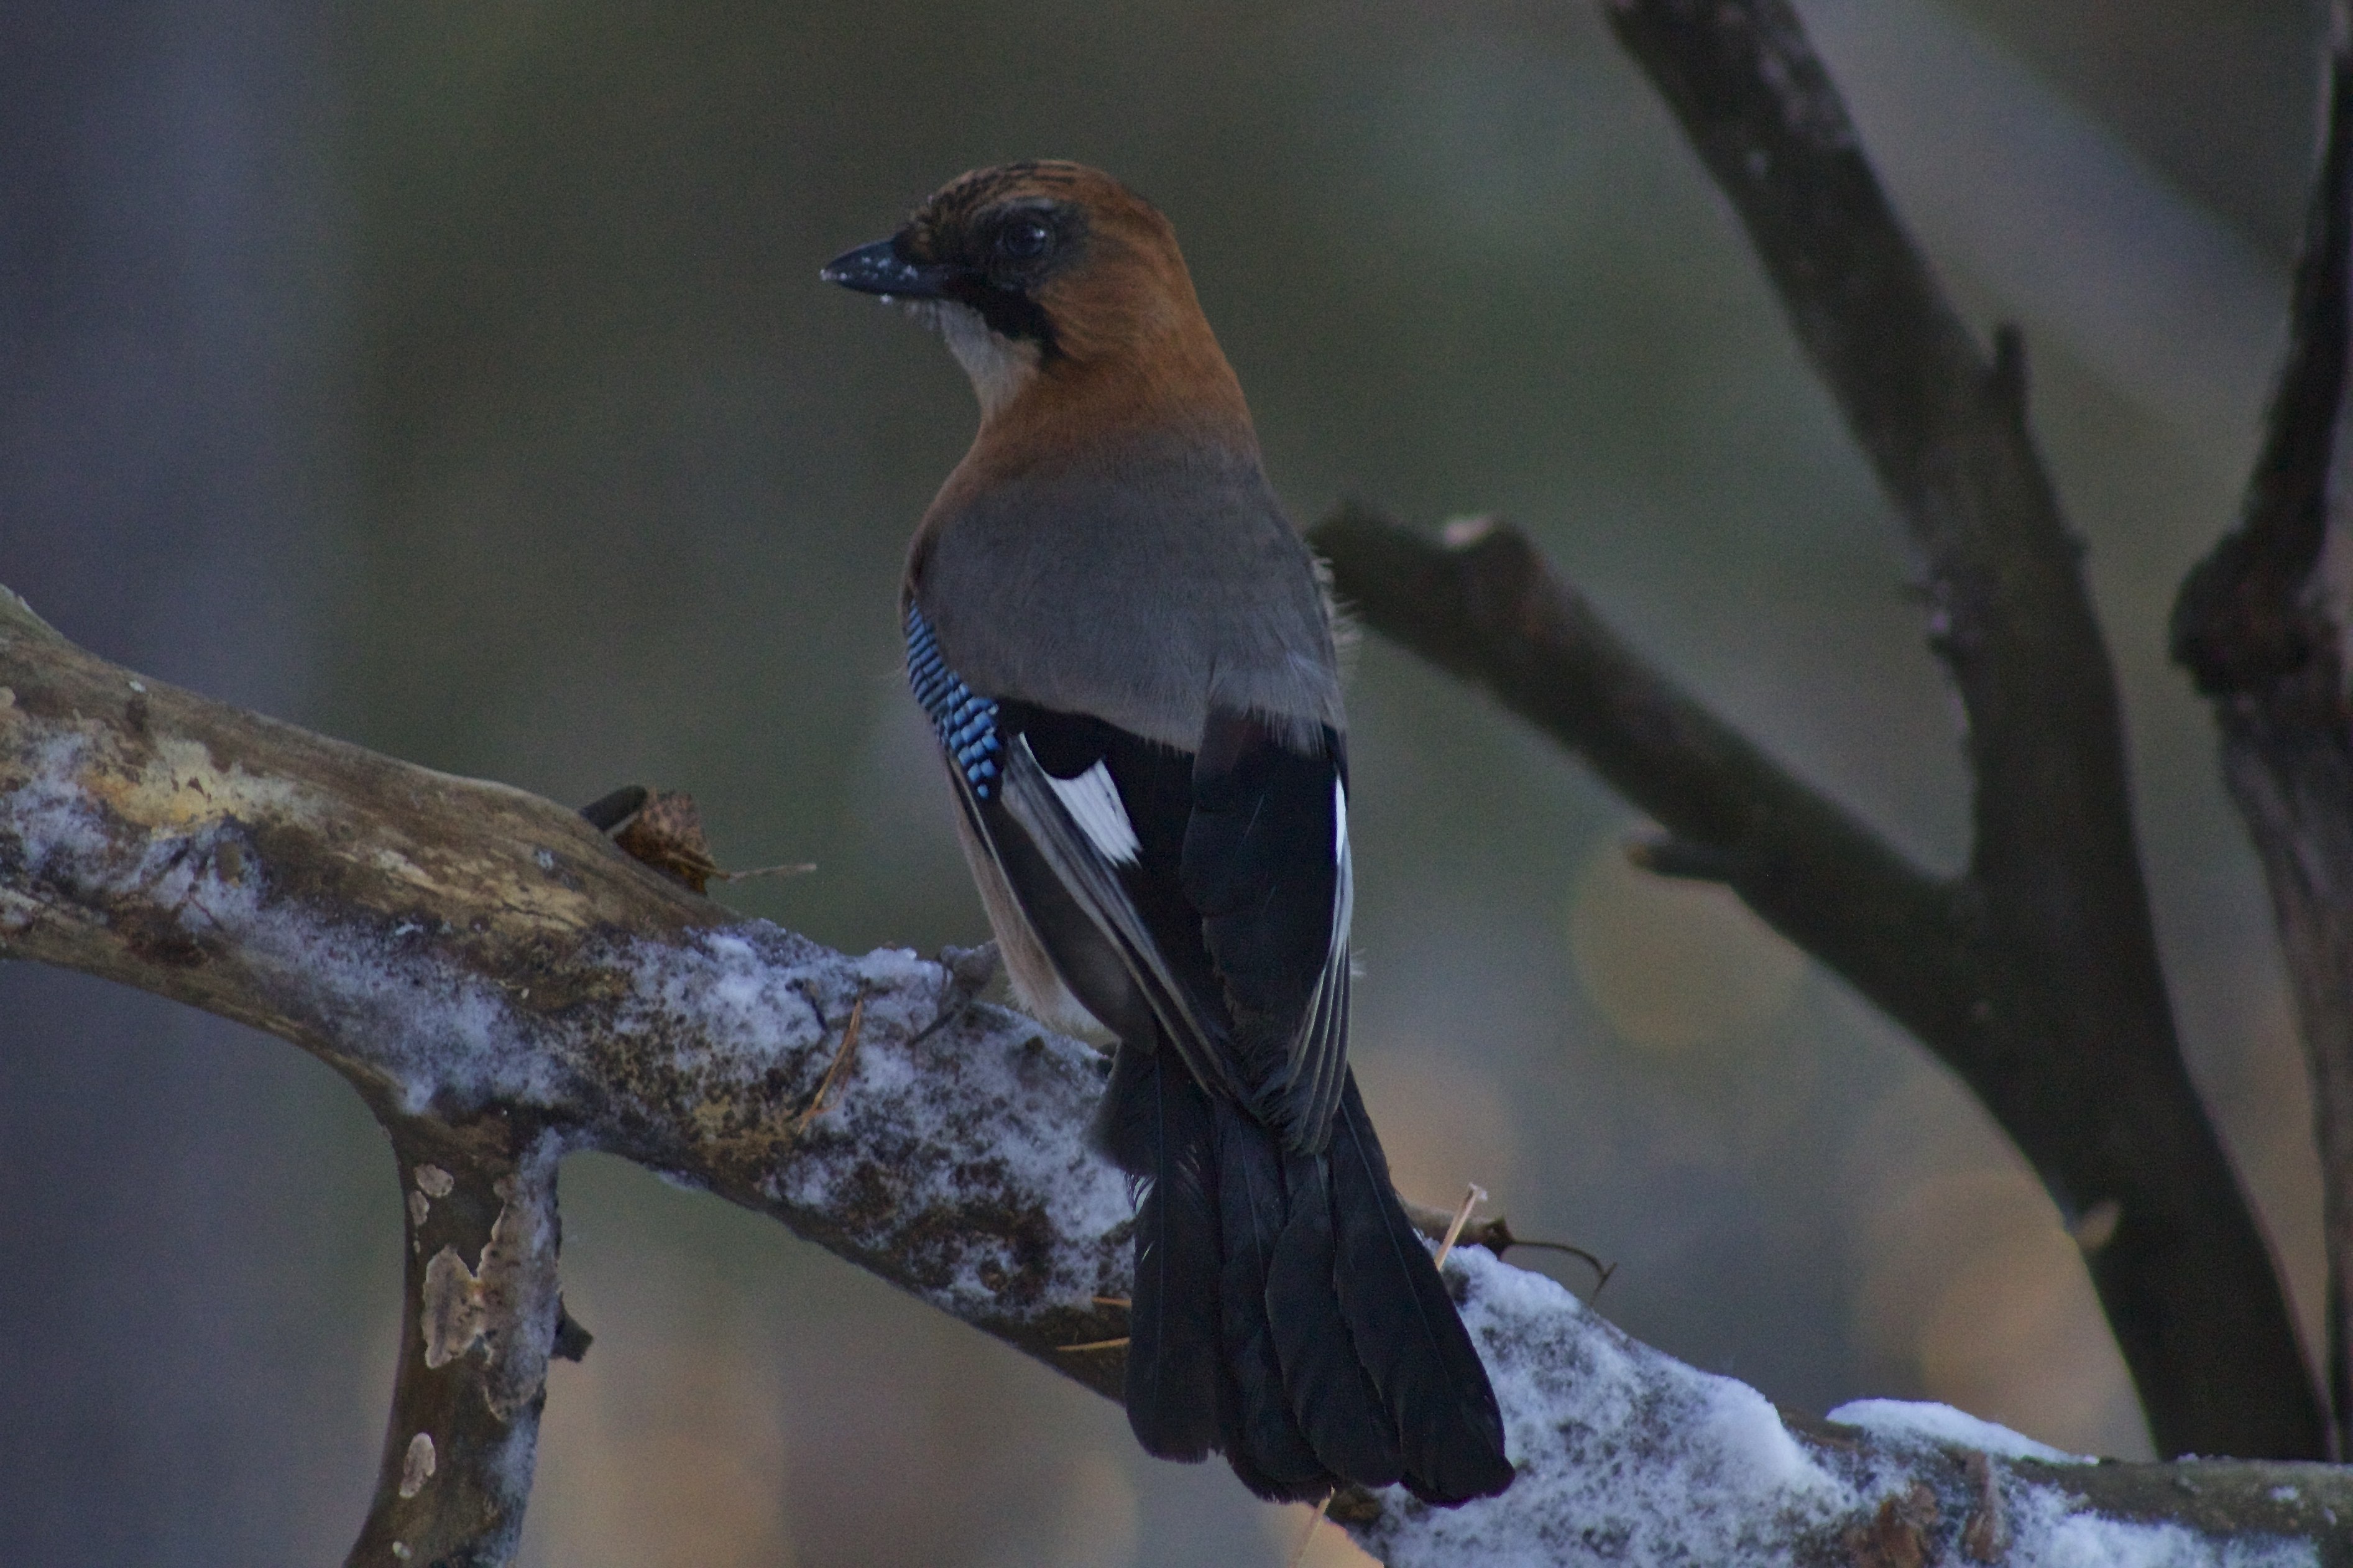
[1184,708,1352,1149]
[989,715,1241,1102]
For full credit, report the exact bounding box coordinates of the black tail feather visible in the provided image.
[1211,1098,1335,1500]
[1110,1049,1509,1503]
[1268,1148,1406,1487]
[1121,1045,1222,1463]
[1328,1072,1514,1505]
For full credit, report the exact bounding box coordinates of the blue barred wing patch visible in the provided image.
[906,602,1002,798]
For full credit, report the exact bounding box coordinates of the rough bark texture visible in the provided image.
[0,584,1133,1562]
[347,1118,568,1567]
[2174,3,2353,1461]
[1307,0,2327,1462]
[6,578,2350,1562]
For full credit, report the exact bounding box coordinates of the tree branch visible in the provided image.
[349,1116,568,1567]
[1311,0,2326,1462]
[2173,2,2353,1460]
[1312,507,1979,1051]
[4,586,2350,1557]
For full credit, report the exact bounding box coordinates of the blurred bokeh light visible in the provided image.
[1568,842,1808,1056]
[0,0,2330,1562]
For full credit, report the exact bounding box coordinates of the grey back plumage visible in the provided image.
[908,431,1343,755]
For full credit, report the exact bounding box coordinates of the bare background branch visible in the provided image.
[1312,0,2325,1464]
[2174,2,2353,1459]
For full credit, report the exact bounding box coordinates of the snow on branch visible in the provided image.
[3,594,2348,1565]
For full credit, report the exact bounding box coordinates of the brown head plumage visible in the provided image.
[823,161,1250,440]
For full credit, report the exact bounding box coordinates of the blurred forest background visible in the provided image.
[0,0,2333,1563]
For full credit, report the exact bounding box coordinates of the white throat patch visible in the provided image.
[925,299,1041,418]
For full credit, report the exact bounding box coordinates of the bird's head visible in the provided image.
[823,162,1245,432]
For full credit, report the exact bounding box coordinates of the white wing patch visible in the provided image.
[1270,773,1355,1145]
[1330,778,1354,954]
[1046,760,1142,867]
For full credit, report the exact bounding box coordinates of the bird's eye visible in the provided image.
[997,218,1052,263]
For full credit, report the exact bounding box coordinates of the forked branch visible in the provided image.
[1312,0,2327,1461]
[3,579,2345,1560]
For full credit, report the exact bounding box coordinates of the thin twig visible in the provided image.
[1507,1238,1618,1298]
[712,861,817,883]
[1433,1183,1486,1270]
[1285,1495,1334,1568]
[793,994,867,1134]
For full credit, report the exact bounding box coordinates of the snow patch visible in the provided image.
[613,926,831,1084]
[2005,1483,2320,1568]
[675,932,1134,1316]
[1355,1246,1851,1566]
[1828,1398,2090,1464]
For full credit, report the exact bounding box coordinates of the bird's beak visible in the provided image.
[821,238,957,299]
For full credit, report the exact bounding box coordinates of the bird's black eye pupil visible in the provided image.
[999,219,1051,261]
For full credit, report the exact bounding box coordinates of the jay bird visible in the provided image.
[824,161,1513,1506]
